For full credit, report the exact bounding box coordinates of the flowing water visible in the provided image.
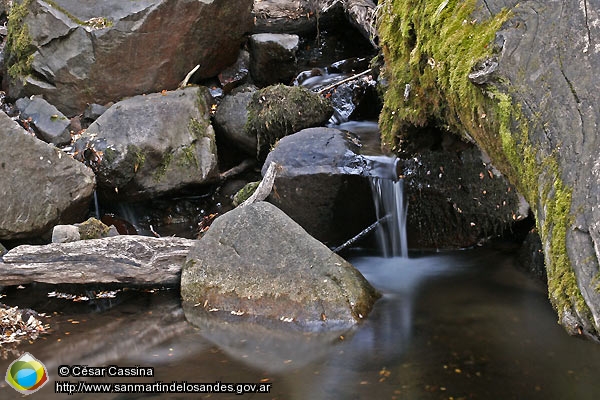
[369,174,409,258]
[2,247,600,399]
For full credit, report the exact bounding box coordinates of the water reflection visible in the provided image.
[2,248,600,399]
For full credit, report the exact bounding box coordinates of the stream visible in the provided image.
[3,12,600,400]
[2,245,600,399]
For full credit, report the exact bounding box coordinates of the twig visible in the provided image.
[149,225,161,238]
[219,159,256,181]
[179,64,200,88]
[332,214,391,253]
[239,162,281,207]
[317,68,372,94]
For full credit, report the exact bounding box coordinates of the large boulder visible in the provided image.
[262,126,380,245]
[4,0,254,116]
[0,111,95,240]
[378,0,600,339]
[75,87,218,200]
[181,201,380,329]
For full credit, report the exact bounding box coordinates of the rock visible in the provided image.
[518,229,546,282]
[249,33,299,86]
[377,0,600,339]
[0,111,95,240]
[0,242,6,257]
[402,145,526,249]
[75,217,110,239]
[15,96,71,146]
[213,84,258,156]
[247,84,333,159]
[83,103,108,123]
[75,87,218,199]
[265,126,386,245]
[253,0,345,35]
[181,201,380,329]
[5,0,254,116]
[215,84,333,159]
[218,50,250,94]
[51,225,81,243]
[0,235,194,285]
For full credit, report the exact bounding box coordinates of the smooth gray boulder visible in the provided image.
[249,33,299,86]
[181,201,380,329]
[0,235,194,285]
[75,87,218,199]
[5,0,254,116]
[0,112,95,240]
[15,96,72,145]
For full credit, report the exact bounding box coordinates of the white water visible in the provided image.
[369,173,409,258]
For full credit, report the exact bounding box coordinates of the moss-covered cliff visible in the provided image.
[378,0,599,339]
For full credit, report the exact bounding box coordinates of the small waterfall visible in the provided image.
[367,157,408,258]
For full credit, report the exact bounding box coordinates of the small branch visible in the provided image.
[179,64,201,88]
[332,214,391,253]
[219,159,256,181]
[239,162,281,207]
[316,68,372,94]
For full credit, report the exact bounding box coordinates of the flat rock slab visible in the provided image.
[181,201,380,330]
[0,235,195,286]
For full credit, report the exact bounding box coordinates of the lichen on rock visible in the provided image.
[377,0,599,338]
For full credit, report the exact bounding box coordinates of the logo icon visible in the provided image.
[5,352,49,395]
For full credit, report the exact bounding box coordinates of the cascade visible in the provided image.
[368,157,408,258]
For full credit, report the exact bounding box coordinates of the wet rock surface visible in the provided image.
[5,0,254,116]
[0,112,95,240]
[75,87,218,200]
[181,201,380,329]
[402,144,526,249]
[262,127,378,245]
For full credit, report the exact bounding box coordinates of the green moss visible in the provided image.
[178,144,198,168]
[189,117,208,140]
[103,147,118,164]
[77,217,110,240]
[233,181,260,206]
[6,0,34,79]
[378,0,593,329]
[245,84,332,158]
[44,0,112,28]
[378,0,510,150]
[153,152,173,182]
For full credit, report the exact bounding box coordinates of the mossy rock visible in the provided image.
[377,0,598,338]
[76,217,111,240]
[233,181,260,206]
[245,84,333,159]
